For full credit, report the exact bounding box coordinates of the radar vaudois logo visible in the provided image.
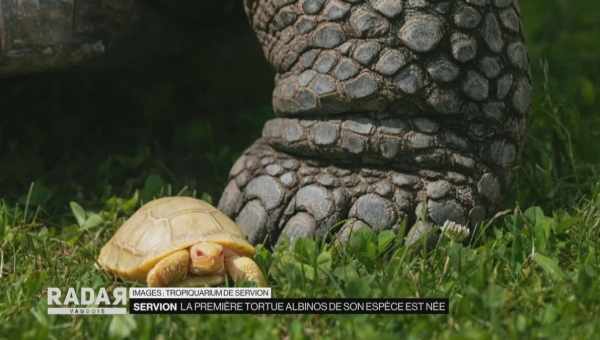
[47,287,128,315]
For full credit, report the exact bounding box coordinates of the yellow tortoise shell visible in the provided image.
[97,197,255,282]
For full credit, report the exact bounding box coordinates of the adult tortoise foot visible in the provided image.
[219,114,511,246]
[222,0,531,246]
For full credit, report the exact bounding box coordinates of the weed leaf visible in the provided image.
[69,201,87,227]
[533,253,565,281]
[109,315,137,338]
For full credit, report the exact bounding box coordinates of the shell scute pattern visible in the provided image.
[98,197,254,280]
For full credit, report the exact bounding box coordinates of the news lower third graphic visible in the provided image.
[47,287,449,315]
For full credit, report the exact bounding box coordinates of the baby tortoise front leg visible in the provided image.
[224,249,268,287]
[147,250,190,287]
[146,242,266,287]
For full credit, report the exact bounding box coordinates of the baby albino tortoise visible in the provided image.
[98,197,267,287]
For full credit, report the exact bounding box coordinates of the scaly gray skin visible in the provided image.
[218,0,532,246]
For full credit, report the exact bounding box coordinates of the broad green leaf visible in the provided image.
[378,230,396,254]
[344,277,371,297]
[484,284,507,309]
[200,192,213,205]
[293,238,318,263]
[299,263,316,281]
[333,264,359,281]
[108,315,137,339]
[289,320,304,340]
[580,77,596,105]
[317,250,332,272]
[122,191,139,213]
[69,201,87,227]
[254,244,272,275]
[142,174,164,201]
[524,206,555,253]
[82,213,104,230]
[533,253,565,281]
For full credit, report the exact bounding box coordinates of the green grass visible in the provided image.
[0,186,599,339]
[1,0,600,338]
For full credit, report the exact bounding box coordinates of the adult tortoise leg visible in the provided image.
[222,0,531,245]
